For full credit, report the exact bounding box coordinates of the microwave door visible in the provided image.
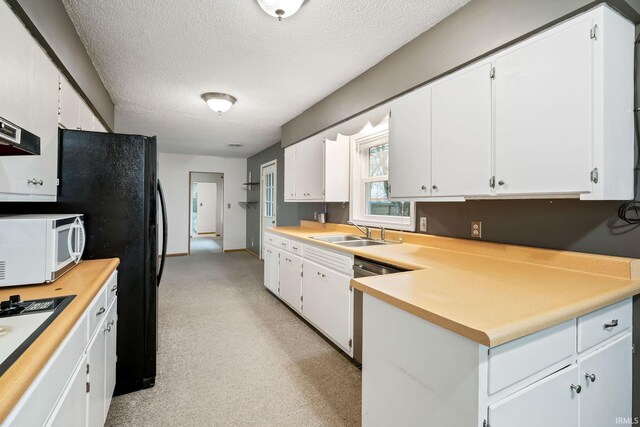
[52,223,74,279]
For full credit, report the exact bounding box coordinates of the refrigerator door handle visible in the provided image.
[157,179,168,287]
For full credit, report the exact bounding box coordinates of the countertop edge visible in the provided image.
[0,258,120,425]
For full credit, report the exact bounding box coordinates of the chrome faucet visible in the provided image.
[348,221,371,239]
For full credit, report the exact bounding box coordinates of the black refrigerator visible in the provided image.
[55,129,167,395]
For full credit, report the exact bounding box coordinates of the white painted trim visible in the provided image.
[259,159,278,260]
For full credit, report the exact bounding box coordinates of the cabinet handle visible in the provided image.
[603,319,618,329]
[96,307,105,316]
[421,185,427,191]
[570,384,582,394]
[111,284,118,292]
[27,179,43,186]
[432,185,438,190]
[585,373,596,383]
[498,180,505,186]
[104,324,112,333]
[317,272,320,276]
[321,274,326,278]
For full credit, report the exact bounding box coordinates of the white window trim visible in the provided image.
[349,129,415,231]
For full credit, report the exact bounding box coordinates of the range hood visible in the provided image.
[0,117,40,156]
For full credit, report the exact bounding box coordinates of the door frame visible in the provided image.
[259,159,278,260]
[188,171,224,255]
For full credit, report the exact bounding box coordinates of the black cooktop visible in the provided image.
[0,294,75,377]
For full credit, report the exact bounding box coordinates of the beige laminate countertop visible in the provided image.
[269,222,640,348]
[0,258,119,424]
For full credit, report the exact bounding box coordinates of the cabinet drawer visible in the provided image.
[277,239,290,252]
[289,241,303,256]
[488,320,575,395]
[5,315,88,427]
[263,233,279,247]
[577,299,631,353]
[105,271,118,309]
[87,285,108,340]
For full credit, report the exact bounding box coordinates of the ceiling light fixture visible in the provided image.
[256,0,304,21]
[228,144,243,148]
[201,92,237,114]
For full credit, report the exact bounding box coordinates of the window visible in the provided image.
[264,171,274,217]
[350,124,414,230]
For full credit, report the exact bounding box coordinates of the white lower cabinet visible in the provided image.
[278,252,302,312]
[302,261,352,351]
[263,234,353,355]
[361,295,632,427]
[263,244,280,295]
[47,355,88,427]
[488,365,579,427]
[2,271,118,427]
[578,334,632,427]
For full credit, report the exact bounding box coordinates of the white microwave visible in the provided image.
[0,214,85,287]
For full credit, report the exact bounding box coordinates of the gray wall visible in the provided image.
[245,142,349,254]
[281,0,640,147]
[6,0,114,130]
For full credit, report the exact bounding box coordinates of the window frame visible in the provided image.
[349,127,415,231]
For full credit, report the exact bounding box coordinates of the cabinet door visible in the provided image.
[78,100,94,131]
[301,260,324,329]
[87,322,106,427]
[0,4,58,200]
[431,62,492,197]
[295,136,324,200]
[494,16,594,195]
[284,146,296,201]
[263,245,279,295]
[104,300,118,419]
[488,365,579,427]
[0,1,33,130]
[324,135,350,202]
[59,76,82,130]
[46,355,88,427]
[320,266,352,352]
[388,87,431,198]
[579,334,632,427]
[279,253,302,312]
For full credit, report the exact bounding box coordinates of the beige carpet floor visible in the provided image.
[106,251,361,427]
[190,236,223,254]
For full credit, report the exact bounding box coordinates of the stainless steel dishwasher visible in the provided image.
[352,257,407,365]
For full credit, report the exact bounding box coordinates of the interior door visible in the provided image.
[262,162,277,232]
[195,182,217,234]
[431,62,492,197]
[493,15,594,195]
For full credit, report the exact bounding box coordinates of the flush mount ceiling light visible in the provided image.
[228,143,243,148]
[256,0,304,21]
[201,92,237,114]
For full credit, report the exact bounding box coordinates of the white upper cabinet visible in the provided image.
[284,145,296,201]
[79,99,95,132]
[284,134,349,203]
[295,135,324,201]
[388,86,431,199]
[323,135,350,202]
[431,62,493,197]
[59,76,96,131]
[494,15,594,196]
[0,1,59,201]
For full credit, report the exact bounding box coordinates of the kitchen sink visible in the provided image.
[333,239,393,247]
[310,235,366,243]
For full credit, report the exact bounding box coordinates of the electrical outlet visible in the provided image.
[251,237,254,247]
[314,212,318,220]
[471,221,482,238]
[419,217,427,232]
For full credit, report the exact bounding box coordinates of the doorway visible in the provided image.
[189,172,224,254]
[260,160,277,259]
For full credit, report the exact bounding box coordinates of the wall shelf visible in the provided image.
[239,201,258,209]
[242,182,260,190]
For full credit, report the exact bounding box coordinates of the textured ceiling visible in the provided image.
[62,0,470,158]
